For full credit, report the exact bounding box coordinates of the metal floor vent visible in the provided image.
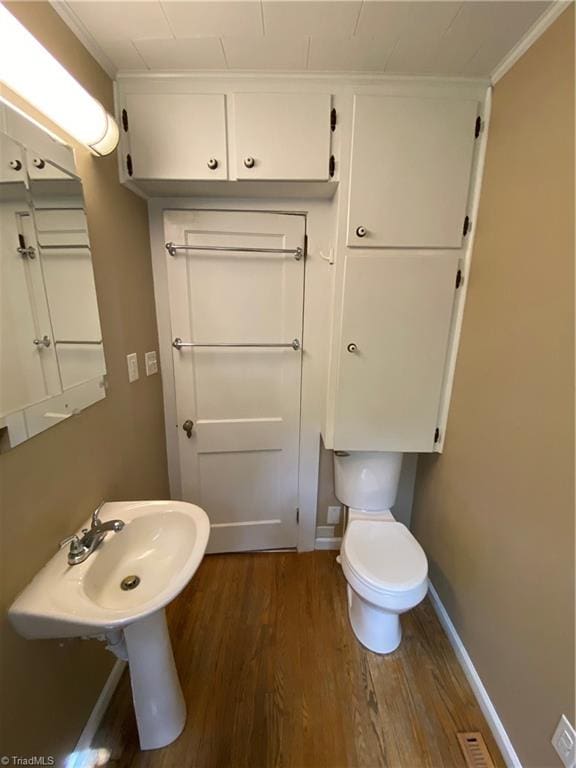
[457,732,496,768]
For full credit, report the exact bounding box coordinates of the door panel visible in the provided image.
[348,95,478,248]
[334,253,458,452]
[233,93,332,180]
[164,210,305,553]
[126,94,228,180]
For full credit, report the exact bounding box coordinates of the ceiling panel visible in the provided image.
[385,2,462,74]
[98,40,148,71]
[262,1,361,37]
[134,38,227,69]
[161,1,263,38]
[309,36,393,72]
[66,1,172,42]
[58,0,555,77]
[222,35,309,69]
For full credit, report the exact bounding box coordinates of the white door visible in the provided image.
[232,93,332,180]
[333,253,459,452]
[348,95,479,248]
[125,94,228,180]
[164,210,305,553]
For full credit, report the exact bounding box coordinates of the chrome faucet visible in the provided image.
[60,501,125,566]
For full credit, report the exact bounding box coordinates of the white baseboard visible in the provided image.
[66,659,127,767]
[427,582,522,768]
[314,536,342,550]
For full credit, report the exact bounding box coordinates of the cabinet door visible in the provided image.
[333,253,458,452]
[233,93,331,180]
[125,93,227,180]
[348,95,478,248]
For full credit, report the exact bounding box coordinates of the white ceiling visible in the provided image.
[54,0,553,78]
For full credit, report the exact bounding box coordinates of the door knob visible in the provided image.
[244,157,255,169]
[355,226,367,238]
[347,343,358,353]
[207,158,218,170]
[182,419,194,438]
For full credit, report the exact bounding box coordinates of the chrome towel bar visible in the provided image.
[172,337,301,351]
[55,339,103,345]
[165,242,304,261]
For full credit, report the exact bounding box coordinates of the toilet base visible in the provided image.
[347,585,402,654]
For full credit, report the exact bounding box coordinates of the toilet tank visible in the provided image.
[333,451,403,511]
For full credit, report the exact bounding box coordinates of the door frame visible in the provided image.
[148,200,320,552]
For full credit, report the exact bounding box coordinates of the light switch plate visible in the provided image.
[145,350,158,376]
[327,505,342,525]
[552,715,576,768]
[126,353,139,383]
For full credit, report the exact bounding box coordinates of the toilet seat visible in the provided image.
[341,520,428,612]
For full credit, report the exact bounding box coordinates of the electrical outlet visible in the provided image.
[327,505,342,525]
[126,353,139,383]
[552,715,576,768]
[145,350,158,376]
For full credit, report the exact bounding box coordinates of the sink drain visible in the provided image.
[120,575,141,591]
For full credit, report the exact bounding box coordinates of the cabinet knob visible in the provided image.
[347,343,358,353]
[355,226,367,238]
[244,157,255,169]
[9,159,22,171]
[32,157,46,169]
[207,158,218,170]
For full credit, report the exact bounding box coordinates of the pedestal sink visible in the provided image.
[8,500,210,750]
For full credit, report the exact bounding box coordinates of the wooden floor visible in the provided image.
[93,552,504,768]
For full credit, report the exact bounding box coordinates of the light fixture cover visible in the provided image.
[0,4,119,156]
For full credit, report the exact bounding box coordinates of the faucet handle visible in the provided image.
[91,500,106,528]
[59,534,84,555]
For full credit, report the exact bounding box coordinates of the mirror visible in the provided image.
[0,104,106,450]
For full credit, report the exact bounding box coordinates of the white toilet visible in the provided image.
[334,451,428,654]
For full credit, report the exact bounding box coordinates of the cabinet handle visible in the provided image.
[207,158,218,170]
[244,157,255,169]
[347,343,358,353]
[355,226,367,238]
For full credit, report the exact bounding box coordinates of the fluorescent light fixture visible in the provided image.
[0,4,119,156]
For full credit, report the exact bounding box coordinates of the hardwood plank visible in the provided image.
[92,552,505,768]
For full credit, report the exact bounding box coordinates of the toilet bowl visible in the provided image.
[334,451,428,654]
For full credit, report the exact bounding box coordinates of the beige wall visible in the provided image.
[0,2,169,762]
[412,7,575,767]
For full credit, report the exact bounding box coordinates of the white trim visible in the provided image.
[315,536,342,550]
[427,582,522,768]
[67,660,126,766]
[491,1,572,85]
[49,1,117,79]
[434,85,492,452]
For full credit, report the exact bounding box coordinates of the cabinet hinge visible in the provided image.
[330,107,337,132]
[121,108,129,132]
[126,153,133,177]
[474,115,482,138]
[463,215,471,237]
[434,428,441,444]
[329,154,335,178]
[455,269,463,289]
[304,233,308,259]
[296,507,300,524]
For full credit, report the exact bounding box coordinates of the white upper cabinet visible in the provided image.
[330,253,459,452]
[124,93,228,180]
[232,93,332,181]
[348,95,479,248]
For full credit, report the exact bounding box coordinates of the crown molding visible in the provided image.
[49,1,117,80]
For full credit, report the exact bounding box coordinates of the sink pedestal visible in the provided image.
[123,609,186,750]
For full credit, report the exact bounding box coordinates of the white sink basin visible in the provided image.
[9,500,210,750]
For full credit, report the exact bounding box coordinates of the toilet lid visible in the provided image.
[342,521,428,592]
